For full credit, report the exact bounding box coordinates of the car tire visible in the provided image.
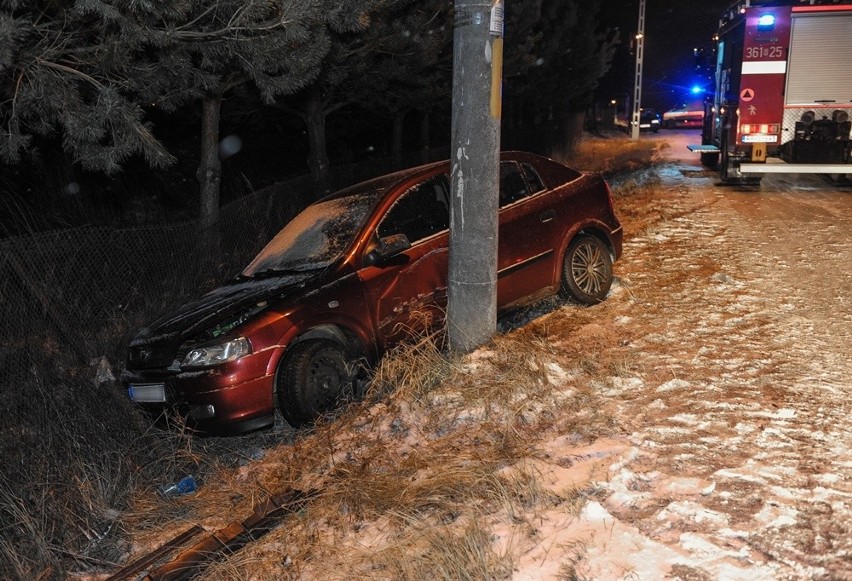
[277,339,354,427]
[559,234,613,305]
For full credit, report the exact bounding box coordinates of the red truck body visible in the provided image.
[692,1,852,183]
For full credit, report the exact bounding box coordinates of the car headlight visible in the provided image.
[181,337,251,369]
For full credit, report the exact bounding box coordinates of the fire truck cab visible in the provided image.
[690,1,852,183]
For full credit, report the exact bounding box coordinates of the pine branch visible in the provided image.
[35,58,104,89]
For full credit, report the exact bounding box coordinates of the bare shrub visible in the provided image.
[0,350,217,578]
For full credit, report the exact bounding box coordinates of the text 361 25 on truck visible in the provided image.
[689,1,852,184]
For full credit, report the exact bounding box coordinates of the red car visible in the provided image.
[125,152,622,434]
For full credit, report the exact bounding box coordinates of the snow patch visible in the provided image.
[656,378,690,392]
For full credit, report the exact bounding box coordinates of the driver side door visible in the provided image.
[357,173,451,350]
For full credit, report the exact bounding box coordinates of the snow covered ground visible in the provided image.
[493,156,852,579]
[111,141,851,580]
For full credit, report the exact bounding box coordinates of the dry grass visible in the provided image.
[114,296,631,578]
[367,512,516,580]
[0,132,667,579]
[110,308,628,578]
[560,132,662,175]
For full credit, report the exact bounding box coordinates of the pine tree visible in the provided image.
[107,0,334,235]
[0,0,173,173]
[503,0,617,154]
[364,1,452,160]
[1,0,336,236]
[276,0,449,194]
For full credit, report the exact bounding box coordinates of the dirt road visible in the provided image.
[582,132,852,579]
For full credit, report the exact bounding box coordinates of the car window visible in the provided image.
[521,163,545,194]
[499,162,531,207]
[378,174,450,244]
[242,193,378,276]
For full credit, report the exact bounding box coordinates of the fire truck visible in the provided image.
[690,1,852,184]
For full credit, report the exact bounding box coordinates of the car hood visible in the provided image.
[128,271,319,369]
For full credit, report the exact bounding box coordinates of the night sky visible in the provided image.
[597,0,734,112]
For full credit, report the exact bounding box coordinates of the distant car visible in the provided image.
[663,101,704,128]
[615,109,662,133]
[124,152,623,434]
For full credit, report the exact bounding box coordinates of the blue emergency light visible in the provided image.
[757,14,776,31]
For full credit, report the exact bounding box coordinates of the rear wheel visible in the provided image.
[559,235,613,305]
[277,339,355,427]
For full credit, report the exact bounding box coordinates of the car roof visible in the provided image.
[320,151,563,206]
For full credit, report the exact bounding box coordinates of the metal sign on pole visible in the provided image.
[447,0,504,353]
[631,0,646,141]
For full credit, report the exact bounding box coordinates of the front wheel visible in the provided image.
[277,339,355,427]
[559,235,613,305]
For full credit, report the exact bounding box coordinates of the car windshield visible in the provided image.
[242,193,378,277]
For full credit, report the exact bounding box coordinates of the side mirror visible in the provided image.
[364,234,411,267]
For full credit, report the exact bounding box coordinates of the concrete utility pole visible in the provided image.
[447,0,504,353]
[631,0,646,141]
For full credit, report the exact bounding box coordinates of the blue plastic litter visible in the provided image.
[161,475,197,496]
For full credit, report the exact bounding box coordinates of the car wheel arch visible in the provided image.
[271,324,370,382]
[558,231,615,304]
[271,323,373,426]
[556,225,615,274]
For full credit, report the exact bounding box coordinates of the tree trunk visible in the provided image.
[391,110,406,162]
[304,87,331,196]
[562,110,586,157]
[198,95,222,239]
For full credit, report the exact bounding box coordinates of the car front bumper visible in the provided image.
[124,349,279,434]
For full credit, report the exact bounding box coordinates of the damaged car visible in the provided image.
[124,151,623,434]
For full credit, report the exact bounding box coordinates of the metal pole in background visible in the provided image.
[447,0,504,352]
[631,0,646,140]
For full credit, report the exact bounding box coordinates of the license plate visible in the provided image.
[129,383,166,403]
[742,134,778,143]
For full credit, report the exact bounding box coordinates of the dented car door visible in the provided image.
[357,174,451,350]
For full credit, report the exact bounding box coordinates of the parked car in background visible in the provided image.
[663,100,704,128]
[615,108,662,133]
[124,152,623,434]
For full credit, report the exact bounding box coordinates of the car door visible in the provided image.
[497,161,563,309]
[357,173,451,350]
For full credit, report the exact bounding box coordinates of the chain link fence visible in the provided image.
[0,148,447,390]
